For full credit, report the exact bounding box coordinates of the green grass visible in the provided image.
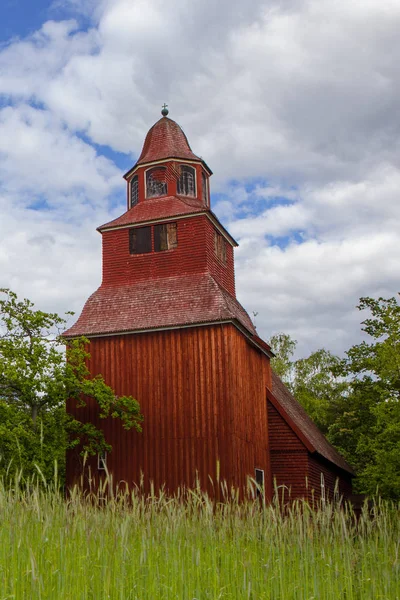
[0,476,398,599]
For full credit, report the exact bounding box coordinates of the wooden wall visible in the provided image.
[307,455,353,504]
[267,400,353,503]
[267,401,309,500]
[66,323,271,498]
[101,215,235,297]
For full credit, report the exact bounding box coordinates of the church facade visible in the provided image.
[64,109,354,501]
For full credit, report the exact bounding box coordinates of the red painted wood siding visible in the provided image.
[267,400,309,499]
[101,215,235,296]
[307,455,353,504]
[267,400,353,502]
[66,324,271,498]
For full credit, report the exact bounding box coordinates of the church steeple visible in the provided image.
[122,110,212,212]
[63,111,256,339]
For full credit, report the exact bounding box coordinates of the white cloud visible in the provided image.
[0,0,399,357]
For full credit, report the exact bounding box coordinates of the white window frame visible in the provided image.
[130,175,139,208]
[255,468,265,496]
[202,171,209,206]
[177,164,197,198]
[98,450,107,471]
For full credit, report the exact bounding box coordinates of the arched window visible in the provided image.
[177,165,196,197]
[202,172,208,205]
[130,175,139,208]
[146,167,167,198]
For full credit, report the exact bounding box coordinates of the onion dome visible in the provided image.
[137,116,201,165]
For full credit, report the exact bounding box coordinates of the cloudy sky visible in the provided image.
[1,0,399,356]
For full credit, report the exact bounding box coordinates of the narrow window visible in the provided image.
[130,175,139,208]
[177,165,196,197]
[214,232,227,264]
[202,172,208,205]
[146,167,167,198]
[98,451,107,471]
[129,226,152,254]
[154,222,178,252]
[255,468,264,496]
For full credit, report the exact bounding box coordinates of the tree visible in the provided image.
[269,333,346,433]
[270,295,400,500]
[269,333,297,385]
[0,289,143,483]
[332,295,400,498]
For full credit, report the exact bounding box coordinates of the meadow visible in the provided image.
[0,476,398,600]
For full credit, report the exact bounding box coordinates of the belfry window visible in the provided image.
[146,167,167,198]
[154,223,178,252]
[177,165,196,197]
[130,175,139,208]
[202,172,208,205]
[214,232,227,264]
[129,226,152,254]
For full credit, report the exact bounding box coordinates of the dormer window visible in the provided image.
[202,172,208,206]
[146,167,167,198]
[177,165,196,197]
[130,175,139,208]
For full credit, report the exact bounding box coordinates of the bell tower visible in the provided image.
[64,107,273,496]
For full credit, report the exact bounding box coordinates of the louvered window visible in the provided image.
[146,167,167,198]
[130,175,139,208]
[214,232,227,264]
[129,226,152,254]
[154,223,178,252]
[177,165,196,197]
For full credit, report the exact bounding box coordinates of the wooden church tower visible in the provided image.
[64,107,354,500]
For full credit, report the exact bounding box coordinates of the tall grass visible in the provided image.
[0,474,398,599]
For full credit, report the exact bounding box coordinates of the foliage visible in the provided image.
[270,334,347,433]
[0,480,398,599]
[0,289,143,483]
[270,294,400,500]
[334,295,400,498]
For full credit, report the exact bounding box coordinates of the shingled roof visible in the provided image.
[136,117,201,165]
[63,273,256,338]
[98,195,205,231]
[270,371,355,475]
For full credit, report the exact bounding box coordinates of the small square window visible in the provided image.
[255,468,264,496]
[129,226,152,254]
[154,223,178,252]
[98,451,107,471]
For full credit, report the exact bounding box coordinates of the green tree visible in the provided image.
[0,289,143,483]
[269,333,346,433]
[269,333,297,385]
[331,295,400,498]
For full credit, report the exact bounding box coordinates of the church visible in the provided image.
[64,107,354,501]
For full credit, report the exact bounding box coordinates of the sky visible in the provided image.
[0,0,399,357]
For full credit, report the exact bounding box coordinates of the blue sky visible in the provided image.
[0,0,399,356]
[1,0,67,41]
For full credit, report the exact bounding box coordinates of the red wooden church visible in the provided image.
[64,107,354,501]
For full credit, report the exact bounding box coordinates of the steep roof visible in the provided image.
[270,371,355,476]
[63,273,256,338]
[136,117,201,165]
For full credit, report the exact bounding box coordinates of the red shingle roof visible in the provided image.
[137,117,201,165]
[270,371,355,475]
[63,274,256,338]
[98,196,205,231]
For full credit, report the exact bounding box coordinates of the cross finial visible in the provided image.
[161,103,169,117]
